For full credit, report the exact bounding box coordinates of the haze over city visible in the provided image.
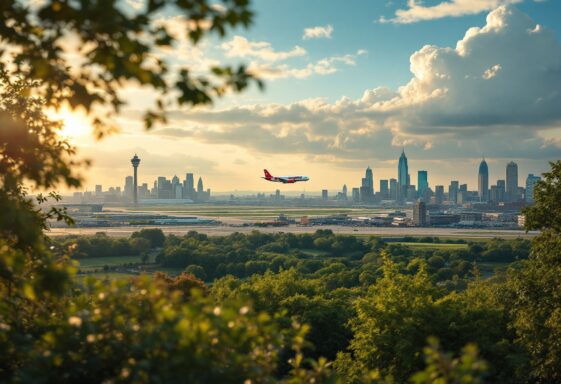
[60,0,561,192]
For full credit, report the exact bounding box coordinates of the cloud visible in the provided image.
[379,0,522,24]
[221,36,306,62]
[248,54,358,80]
[302,25,334,40]
[156,6,561,164]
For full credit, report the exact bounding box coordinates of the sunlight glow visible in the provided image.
[48,107,92,140]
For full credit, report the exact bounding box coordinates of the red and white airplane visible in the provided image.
[262,169,309,184]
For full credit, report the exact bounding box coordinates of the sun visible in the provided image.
[48,107,92,139]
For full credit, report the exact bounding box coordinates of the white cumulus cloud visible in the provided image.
[221,36,306,62]
[158,6,561,164]
[302,24,334,40]
[380,0,522,24]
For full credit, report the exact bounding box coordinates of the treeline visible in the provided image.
[155,231,529,283]
[55,228,166,258]
[55,230,531,286]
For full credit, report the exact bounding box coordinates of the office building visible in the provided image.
[365,167,374,192]
[478,159,489,202]
[124,176,134,200]
[413,201,427,226]
[448,181,459,204]
[380,179,389,199]
[525,174,541,203]
[322,189,328,201]
[435,185,444,204]
[184,173,195,200]
[389,178,398,200]
[407,185,417,201]
[361,167,374,202]
[506,161,518,202]
[417,170,428,199]
[352,187,360,203]
[95,185,102,195]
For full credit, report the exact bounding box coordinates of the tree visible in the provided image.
[410,338,488,384]
[184,264,207,281]
[0,0,262,135]
[131,228,166,248]
[507,161,561,381]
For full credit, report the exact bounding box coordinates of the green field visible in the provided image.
[75,254,156,269]
[119,204,394,219]
[394,242,469,250]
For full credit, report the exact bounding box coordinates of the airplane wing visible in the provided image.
[278,177,289,183]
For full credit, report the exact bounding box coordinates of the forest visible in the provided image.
[37,216,557,383]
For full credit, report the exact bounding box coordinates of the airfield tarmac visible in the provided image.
[48,224,537,239]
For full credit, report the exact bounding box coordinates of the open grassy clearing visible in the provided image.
[117,205,395,218]
[76,255,153,268]
[394,242,469,250]
[76,272,140,281]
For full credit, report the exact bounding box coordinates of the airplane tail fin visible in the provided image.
[264,169,272,179]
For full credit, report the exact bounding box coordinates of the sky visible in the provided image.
[62,0,561,194]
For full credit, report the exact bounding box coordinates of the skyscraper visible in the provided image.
[322,189,328,201]
[389,178,398,200]
[361,166,374,202]
[525,174,541,203]
[478,159,489,202]
[506,161,518,202]
[365,167,374,192]
[449,181,459,204]
[197,177,204,193]
[352,188,360,203]
[417,170,428,198]
[124,176,134,200]
[413,201,427,226]
[130,154,140,205]
[342,184,348,199]
[380,179,389,199]
[398,149,409,198]
[435,185,444,204]
[184,173,195,199]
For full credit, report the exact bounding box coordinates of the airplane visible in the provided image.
[262,169,309,184]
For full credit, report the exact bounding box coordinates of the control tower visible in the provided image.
[131,154,141,205]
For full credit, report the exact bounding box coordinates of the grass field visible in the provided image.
[394,242,469,250]
[119,205,394,219]
[76,255,152,268]
[76,272,139,281]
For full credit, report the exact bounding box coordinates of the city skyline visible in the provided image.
[79,150,543,202]
[59,3,561,192]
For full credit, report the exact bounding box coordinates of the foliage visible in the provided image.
[507,161,561,382]
[523,161,561,232]
[12,277,295,383]
[410,338,488,384]
[131,228,166,248]
[0,0,262,134]
[0,72,81,305]
[184,264,207,281]
[338,255,521,383]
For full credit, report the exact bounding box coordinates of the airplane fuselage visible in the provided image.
[262,169,309,184]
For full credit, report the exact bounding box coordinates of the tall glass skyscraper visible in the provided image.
[525,174,541,203]
[365,166,374,192]
[398,149,409,198]
[478,159,489,202]
[506,161,518,202]
[418,170,428,198]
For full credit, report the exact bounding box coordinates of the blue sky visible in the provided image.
[217,0,561,104]
[71,0,561,192]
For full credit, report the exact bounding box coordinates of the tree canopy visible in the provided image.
[0,0,262,135]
